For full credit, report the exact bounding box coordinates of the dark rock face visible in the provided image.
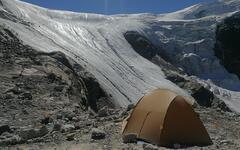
[165,70,214,107]
[214,12,240,78]
[194,10,207,18]
[191,86,214,107]
[163,69,232,111]
[124,31,184,74]
[124,31,181,74]
[70,62,111,111]
[124,31,158,59]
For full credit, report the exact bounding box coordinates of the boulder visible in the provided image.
[66,133,75,141]
[192,86,214,107]
[0,125,11,135]
[41,116,53,125]
[0,134,21,146]
[53,123,62,131]
[61,124,75,133]
[18,126,48,140]
[22,92,32,100]
[91,128,106,140]
[143,143,159,150]
[60,110,76,120]
[126,103,135,111]
[98,106,109,117]
[173,143,181,149]
[122,134,137,143]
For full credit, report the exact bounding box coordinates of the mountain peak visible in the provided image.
[165,0,240,20]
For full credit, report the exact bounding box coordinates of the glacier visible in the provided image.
[1,0,240,112]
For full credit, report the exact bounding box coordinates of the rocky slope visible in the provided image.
[0,25,112,146]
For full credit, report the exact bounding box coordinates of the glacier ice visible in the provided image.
[1,0,240,112]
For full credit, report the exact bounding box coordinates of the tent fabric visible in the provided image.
[122,89,212,146]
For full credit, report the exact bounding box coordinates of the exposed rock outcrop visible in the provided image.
[214,12,240,78]
[124,31,158,60]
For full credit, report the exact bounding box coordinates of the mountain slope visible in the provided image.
[0,0,240,111]
[0,25,240,150]
[161,0,240,20]
[0,0,194,107]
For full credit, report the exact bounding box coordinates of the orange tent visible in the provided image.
[122,89,212,146]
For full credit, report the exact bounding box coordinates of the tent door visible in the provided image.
[139,112,162,144]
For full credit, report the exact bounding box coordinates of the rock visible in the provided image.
[66,133,75,141]
[0,125,11,135]
[124,31,157,59]
[166,73,185,85]
[22,92,32,100]
[22,109,29,114]
[61,124,75,133]
[11,86,22,95]
[91,128,106,140]
[18,126,48,140]
[0,134,21,145]
[98,106,109,117]
[1,132,13,138]
[41,116,53,125]
[60,110,75,120]
[54,85,64,92]
[213,88,220,95]
[143,143,158,150]
[53,123,62,131]
[0,132,11,141]
[192,86,214,107]
[214,13,240,78]
[73,103,81,108]
[74,122,83,130]
[120,110,128,118]
[126,103,135,111]
[173,143,181,149]
[5,93,15,99]
[36,125,49,136]
[72,117,79,122]
[56,114,63,119]
[220,140,232,144]
[212,97,232,112]
[122,134,137,143]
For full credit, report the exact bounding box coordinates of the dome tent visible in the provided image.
[122,89,212,146]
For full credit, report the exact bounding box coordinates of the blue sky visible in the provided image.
[21,0,214,15]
